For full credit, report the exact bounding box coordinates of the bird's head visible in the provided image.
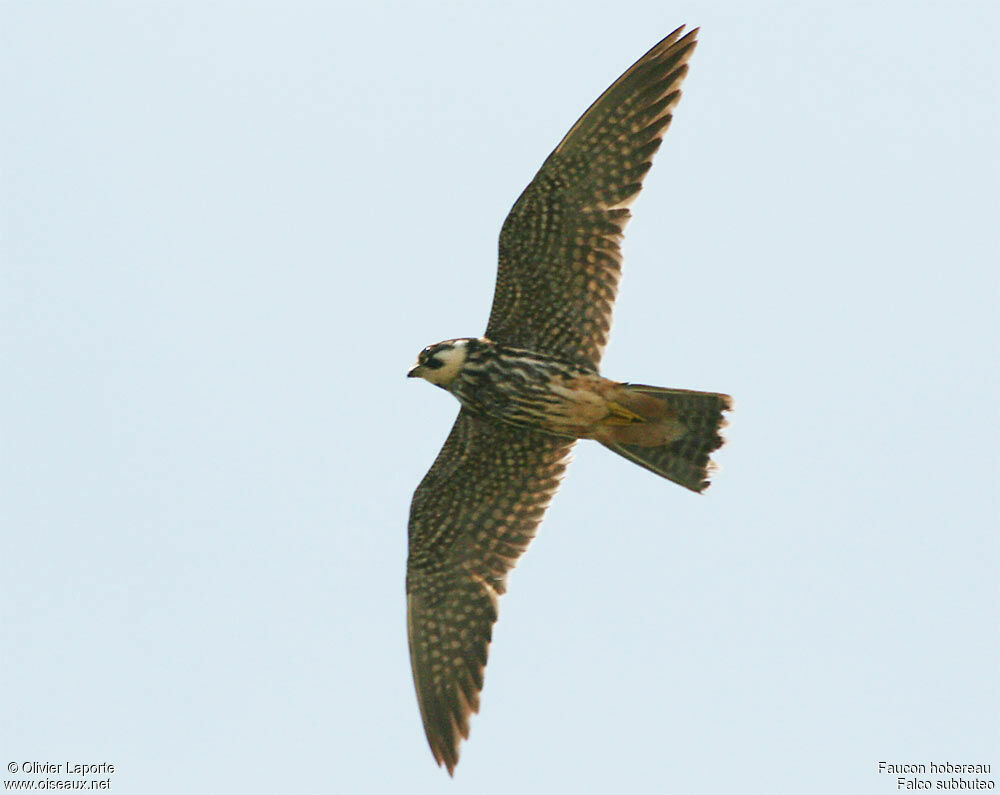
[407,339,472,387]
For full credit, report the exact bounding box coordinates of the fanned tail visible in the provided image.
[595,384,732,492]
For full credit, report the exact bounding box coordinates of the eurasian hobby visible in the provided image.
[405,26,731,773]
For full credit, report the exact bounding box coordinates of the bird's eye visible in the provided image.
[424,358,444,370]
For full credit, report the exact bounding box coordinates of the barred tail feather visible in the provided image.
[596,385,732,492]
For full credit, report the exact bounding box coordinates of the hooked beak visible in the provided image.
[406,365,421,378]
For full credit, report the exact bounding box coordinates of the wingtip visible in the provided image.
[657,24,699,52]
[636,26,698,80]
[667,24,699,41]
[423,711,466,777]
[679,27,700,53]
[428,735,459,777]
[434,737,460,777]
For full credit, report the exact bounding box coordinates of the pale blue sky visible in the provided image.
[3,2,997,793]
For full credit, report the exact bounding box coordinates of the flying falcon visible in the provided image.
[406,25,731,773]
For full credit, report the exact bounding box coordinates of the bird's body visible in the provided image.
[409,337,729,474]
[405,26,731,774]
[410,337,613,438]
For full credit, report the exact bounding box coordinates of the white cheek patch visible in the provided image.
[425,343,468,385]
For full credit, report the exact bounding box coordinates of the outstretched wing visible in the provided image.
[486,26,698,369]
[406,408,573,774]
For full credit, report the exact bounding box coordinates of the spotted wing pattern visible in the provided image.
[406,408,573,774]
[486,26,698,370]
